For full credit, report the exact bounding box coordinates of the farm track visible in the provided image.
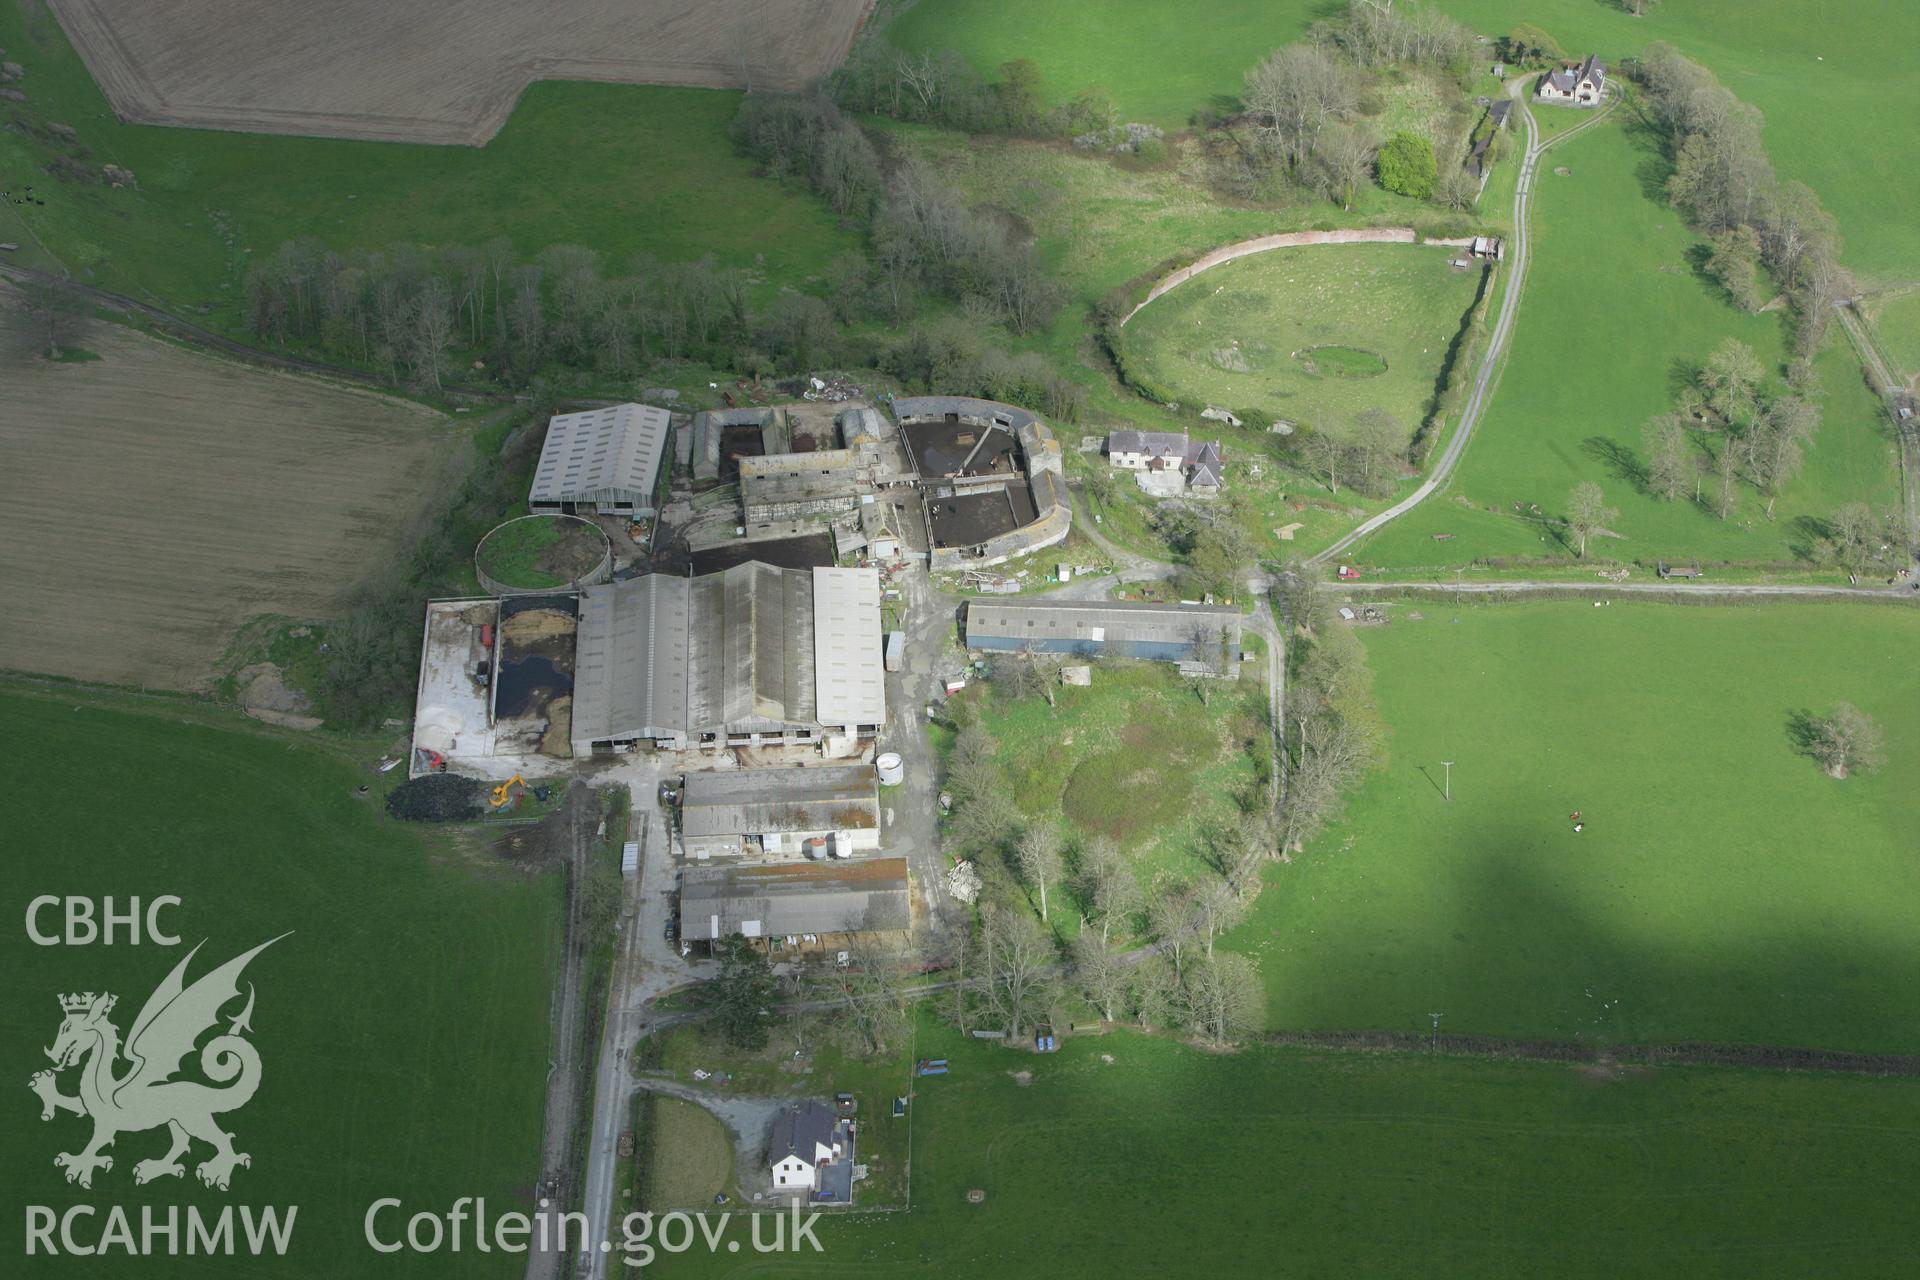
[1313,90,1617,566]
[1336,578,1919,601]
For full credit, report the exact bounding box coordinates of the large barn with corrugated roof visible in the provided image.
[528,402,671,519]
[569,564,884,754]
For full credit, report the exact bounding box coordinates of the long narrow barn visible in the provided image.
[962,598,1242,666]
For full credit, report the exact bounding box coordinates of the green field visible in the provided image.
[1865,289,1920,383]
[0,688,562,1275]
[0,3,854,325]
[1356,116,1898,571]
[1124,244,1484,438]
[1228,600,1920,1052]
[958,661,1268,926]
[669,1016,1919,1278]
[891,0,1920,282]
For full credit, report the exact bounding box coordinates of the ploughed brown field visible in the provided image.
[50,0,873,144]
[0,292,449,690]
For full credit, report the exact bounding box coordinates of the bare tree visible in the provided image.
[19,280,88,359]
[979,908,1057,1041]
[817,944,914,1056]
[1350,408,1404,497]
[1564,482,1616,558]
[1185,953,1263,1047]
[1076,837,1139,944]
[1015,825,1064,922]
[1799,703,1884,779]
[1642,414,1694,502]
[1195,878,1249,958]
[1243,44,1359,171]
[1306,122,1377,209]
[1148,880,1199,979]
[405,276,456,394]
[1070,931,1131,1024]
[1697,338,1764,425]
[1301,422,1350,494]
[1741,395,1818,518]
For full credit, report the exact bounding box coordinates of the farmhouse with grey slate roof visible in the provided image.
[1537,55,1606,106]
[1106,430,1227,494]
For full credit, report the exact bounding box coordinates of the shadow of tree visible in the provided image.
[1788,514,1835,562]
[1784,709,1824,765]
[1666,356,1700,402]
[1583,435,1647,491]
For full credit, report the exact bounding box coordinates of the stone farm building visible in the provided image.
[679,856,911,946]
[569,564,885,754]
[679,765,882,860]
[740,449,863,528]
[896,396,1071,569]
[1537,55,1606,106]
[528,403,671,519]
[964,598,1242,669]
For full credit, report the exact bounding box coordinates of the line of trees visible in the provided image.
[243,238,775,389]
[1635,44,1849,361]
[1273,568,1384,852]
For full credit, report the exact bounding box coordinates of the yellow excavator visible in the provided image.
[488,774,527,809]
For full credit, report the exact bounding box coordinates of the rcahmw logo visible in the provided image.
[22,905,297,1258]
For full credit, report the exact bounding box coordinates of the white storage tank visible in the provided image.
[832,830,853,859]
[875,752,905,786]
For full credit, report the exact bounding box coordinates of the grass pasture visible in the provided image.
[0,287,454,690]
[891,0,1920,282]
[1864,288,1920,386]
[1228,600,1920,1053]
[959,661,1269,921]
[668,1017,1920,1278]
[1355,116,1899,571]
[1123,244,1484,439]
[642,1097,733,1209]
[0,687,563,1276]
[0,3,856,326]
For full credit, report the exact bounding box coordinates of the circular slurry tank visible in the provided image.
[473,513,611,596]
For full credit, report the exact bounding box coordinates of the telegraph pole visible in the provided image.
[1429,1012,1442,1051]
[1441,760,1454,802]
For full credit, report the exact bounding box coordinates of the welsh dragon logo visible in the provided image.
[29,936,286,1191]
